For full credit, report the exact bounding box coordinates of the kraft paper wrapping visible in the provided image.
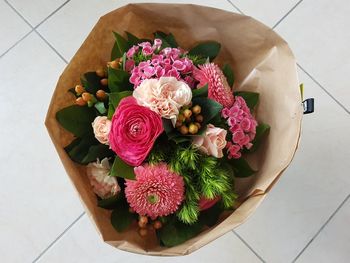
[45,3,303,256]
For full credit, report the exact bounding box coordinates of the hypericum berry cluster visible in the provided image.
[221,96,258,159]
[125,39,195,88]
[75,68,108,107]
[175,104,203,135]
[135,214,163,237]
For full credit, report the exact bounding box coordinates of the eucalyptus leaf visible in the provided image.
[249,123,270,152]
[94,101,107,114]
[192,84,208,98]
[81,144,114,164]
[222,64,234,87]
[107,91,133,119]
[157,218,203,247]
[81,72,102,94]
[234,91,259,111]
[228,157,256,178]
[56,105,96,137]
[110,156,135,180]
[108,67,133,93]
[188,41,221,61]
[111,32,130,60]
[111,199,134,232]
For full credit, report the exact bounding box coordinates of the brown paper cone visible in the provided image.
[45,3,302,256]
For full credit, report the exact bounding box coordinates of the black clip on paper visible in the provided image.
[302,98,314,114]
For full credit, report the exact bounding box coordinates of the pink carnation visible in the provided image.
[108,97,163,166]
[125,163,185,219]
[193,63,234,108]
[222,96,258,159]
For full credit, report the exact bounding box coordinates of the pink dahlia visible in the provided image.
[222,96,258,159]
[193,63,234,108]
[125,163,185,219]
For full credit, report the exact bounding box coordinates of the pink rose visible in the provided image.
[108,97,163,166]
[92,116,111,145]
[133,77,192,125]
[87,158,120,199]
[193,124,227,158]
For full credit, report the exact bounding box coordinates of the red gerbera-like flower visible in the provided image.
[125,163,185,219]
[193,63,234,108]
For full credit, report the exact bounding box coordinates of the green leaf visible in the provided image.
[228,158,256,178]
[64,134,98,164]
[157,218,203,247]
[234,91,259,111]
[154,31,178,48]
[199,202,223,227]
[68,88,78,98]
[108,67,133,93]
[81,144,114,164]
[97,195,121,210]
[222,64,234,87]
[56,105,96,137]
[111,32,130,60]
[107,91,133,119]
[110,156,135,180]
[192,84,208,98]
[192,97,223,125]
[111,200,134,232]
[249,123,270,152]
[94,101,107,114]
[125,31,140,46]
[188,41,221,61]
[81,72,102,94]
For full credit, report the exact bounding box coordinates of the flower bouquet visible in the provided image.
[46,4,303,255]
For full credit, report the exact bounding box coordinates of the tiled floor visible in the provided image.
[0,0,349,262]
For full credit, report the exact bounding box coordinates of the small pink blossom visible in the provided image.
[92,116,111,145]
[126,45,139,58]
[125,162,184,219]
[193,124,227,158]
[222,96,258,159]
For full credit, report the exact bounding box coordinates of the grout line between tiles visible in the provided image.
[272,0,304,29]
[34,30,68,64]
[0,29,33,59]
[292,194,350,262]
[226,0,244,14]
[34,0,71,29]
[4,0,33,28]
[297,63,350,114]
[232,230,266,262]
[31,212,86,263]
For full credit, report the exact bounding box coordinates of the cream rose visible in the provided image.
[86,158,120,199]
[193,124,227,158]
[92,116,111,145]
[133,77,192,125]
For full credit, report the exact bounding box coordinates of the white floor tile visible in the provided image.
[276,0,350,111]
[235,69,350,262]
[296,197,350,263]
[231,0,300,27]
[37,215,261,263]
[0,1,31,55]
[37,0,237,61]
[7,0,67,27]
[0,32,83,263]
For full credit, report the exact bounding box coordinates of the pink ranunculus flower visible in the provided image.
[108,97,163,166]
[193,124,227,158]
[133,77,192,125]
[87,158,120,199]
[92,116,112,145]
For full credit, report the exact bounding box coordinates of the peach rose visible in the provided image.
[133,77,192,125]
[193,124,227,158]
[87,158,120,199]
[92,116,111,145]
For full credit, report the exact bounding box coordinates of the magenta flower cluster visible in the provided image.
[221,96,258,159]
[126,39,195,87]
